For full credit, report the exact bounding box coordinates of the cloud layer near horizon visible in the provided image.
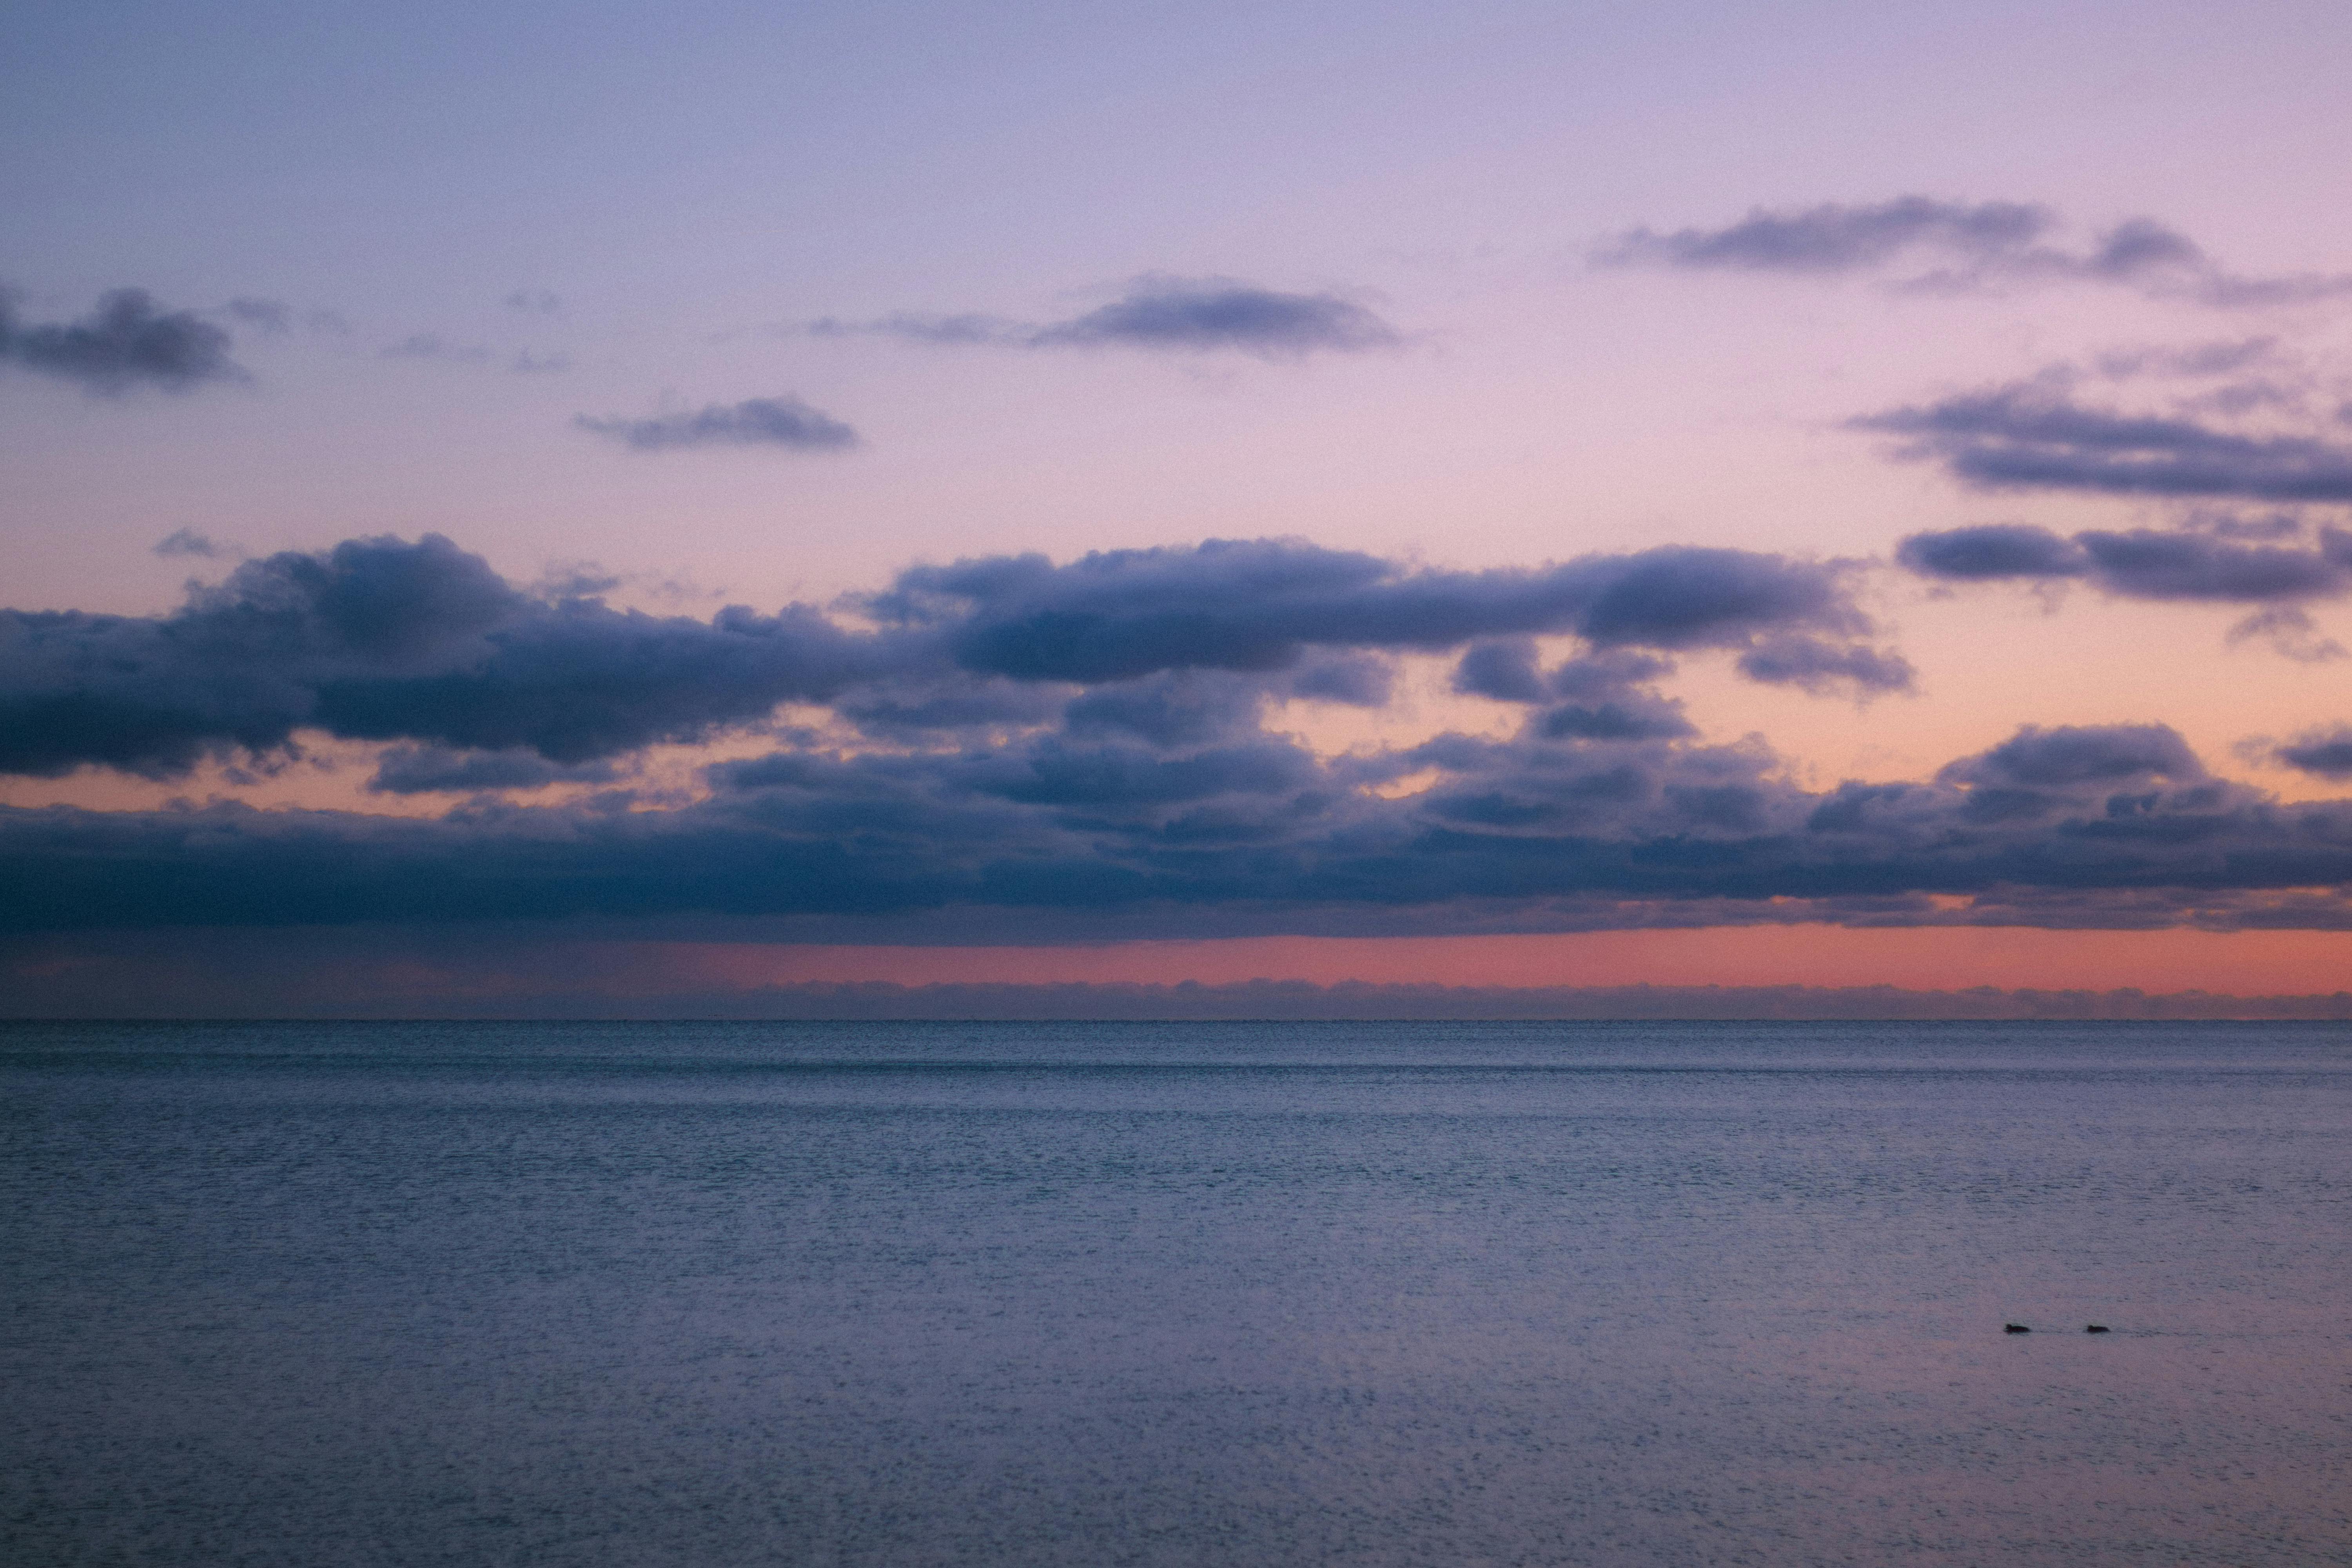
[7,705,2352,938]
[4,532,2352,942]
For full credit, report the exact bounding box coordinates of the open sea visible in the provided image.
[3,1018,2348,1566]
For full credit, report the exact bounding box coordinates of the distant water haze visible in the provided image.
[5,1019,2347,1565]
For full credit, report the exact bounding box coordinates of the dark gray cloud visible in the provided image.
[7,717,2352,938]
[1899,521,2352,603]
[876,538,1898,688]
[0,287,242,394]
[575,396,858,452]
[366,744,623,795]
[1030,277,1397,356]
[1945,722,2205,788]
[0,533,1897,781]
[1285,653,1394,707]
[1897,523,2087,580]
[1859,385,2352,503]
[2273,726,2352,780]
[1453,639,1548,702]
[1599,198,2352,306]
[0,534,887,777]
[7,532,2352,947]
[808,276,1399,359]
[1735,635,1913,694]
[1452,644,1695,739]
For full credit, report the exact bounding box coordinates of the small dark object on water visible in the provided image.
[2004,1323,2031,1333]
[2085,1324,2111,1333]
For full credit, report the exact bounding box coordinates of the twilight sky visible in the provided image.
[9,0,2352,1011]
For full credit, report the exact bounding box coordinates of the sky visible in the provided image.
[8,0,2352,1013]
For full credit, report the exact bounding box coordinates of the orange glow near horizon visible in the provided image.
[634,925,2352,997]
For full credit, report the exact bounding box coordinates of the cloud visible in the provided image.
[1030,276,1398,356]
[1942,722,2204,789]
[2272,726,2352,779]
[1734,635,1913,694]
[1453,639,1547,702]
[379,333,493,364]
[1600,197,2053,273]
[808,276,1400,359]
[574,396,858,452]
[875,538,1899,688]
[510,350,572,374]
[3,560,2350,946]
[1898,521,2352,604]
[807,312,1017,345]
[1899,515,2352,657]
[1599,197,2352,306]
[0,287,243,394]
[223,298,290,333]
[7,719,2352,938]
[366,743,622,795]
[0,532,1892,781]
[0,531,2301,948]
[0,534,888,777]
[152,528,227,561]
[2224,605,2344,662]
[1451,644,1696,739]
[504,289,562,314]
[2093,338,2278,381]
[1898,523,2088,580]
[1859,385,2352,503]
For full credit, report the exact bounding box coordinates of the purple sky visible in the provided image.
[8,0,2352,1011]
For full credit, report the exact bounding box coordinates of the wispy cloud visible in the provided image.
[379,333,493,364]
[1598,197,2352,307]
[807,276,1400,359]
[222,297,291,334]
[574,396,859,452]
[151,528,229,561]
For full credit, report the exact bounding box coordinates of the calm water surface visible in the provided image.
[3,1019,2348,1565]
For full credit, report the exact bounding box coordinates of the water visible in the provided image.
[3,1019,2348,1566]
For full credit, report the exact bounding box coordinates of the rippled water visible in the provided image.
[4,1019,2348,1565]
